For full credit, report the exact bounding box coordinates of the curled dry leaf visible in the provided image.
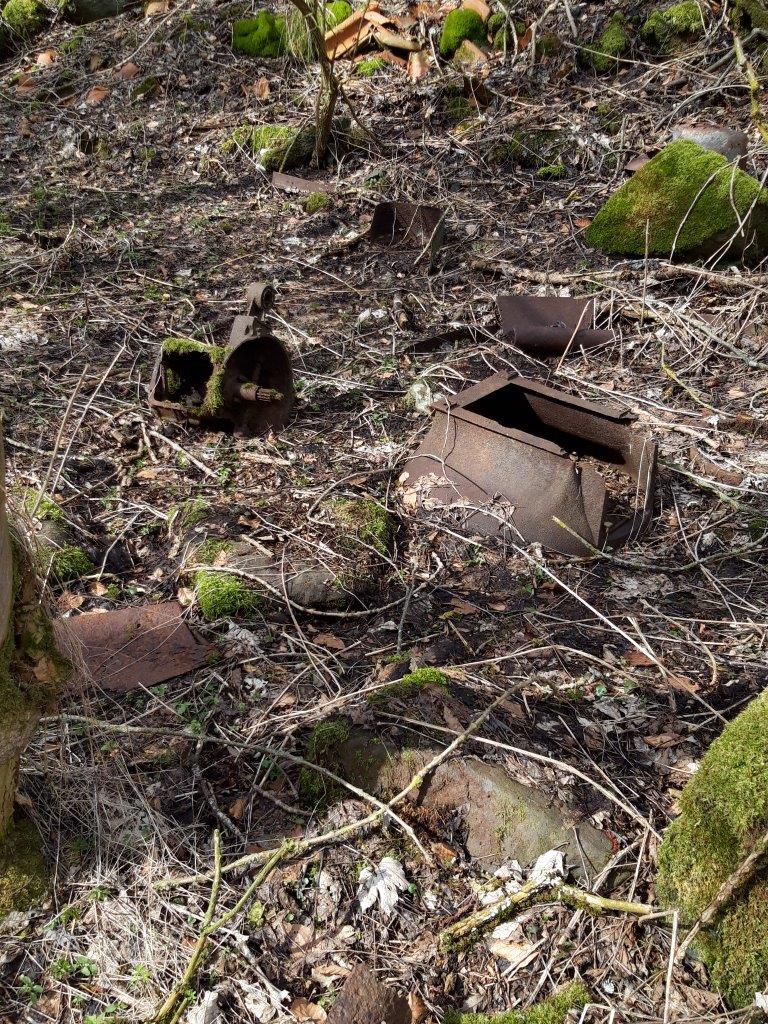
[291,997,327,1022]
[85,85,110,106]
[408,50,430,82]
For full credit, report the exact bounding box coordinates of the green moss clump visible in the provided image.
[0,816,49,918]
[23,494,62,523]
[657,689,768,1006]
[160,337,228,416]
[222,124,316,171]
[586,12,631,72]
[195,538,231,564]
[374,667,451,701]
[195,570,261,621]
[538,163,565,179]
[586,140,768,260]
[299,717,350,805]
[325,0,352,26]
[327,498,395,555]
[232,12,287,57]
[355,56,386,76]
[1,0,46,36]
[303,191,330,214]
[641,1,706,52]
[51,546,93,583]
[173,497,209,532]
[445,982,590,1024]
[440,8,486,57]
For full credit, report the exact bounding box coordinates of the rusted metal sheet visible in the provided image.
[149,282,294,437]
[497,296,612,356]
[400,372,657,555]
[58,601,209,692]
[324,7,377,58]
[0,430,11,653]
[368,202,445,264]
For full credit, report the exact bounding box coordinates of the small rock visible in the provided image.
[671,122,748,164]
[326,965,411,1024]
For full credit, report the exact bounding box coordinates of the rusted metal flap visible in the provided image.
[401,372,656,554]
[0,430,11,652]
[324,9,376,59]
[368,202,445,258]
[497,295,613,356]
[58,601,210,692]
[326,965,410,1024]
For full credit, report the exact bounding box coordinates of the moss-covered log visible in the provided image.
[0,432,68,847]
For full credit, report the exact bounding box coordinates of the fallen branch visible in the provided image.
[439,877,654,949]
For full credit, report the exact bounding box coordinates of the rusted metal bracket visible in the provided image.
[149,282,294,437]
[497,296,613,357]
[400,372,657,555]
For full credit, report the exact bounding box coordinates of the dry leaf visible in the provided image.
[85,85,110,105]
[117,61,140,79]
[16,74,37,96]
[644,732,683,748]
[669,674,699,693]
[36,48,57,65]
[409,991,429,1023]
[290,997,327,1022]
[256,76,271,99]
[625,649,654,666]
[229,796,246,820]
[408,50,430,81]
[488,937,537,967]
[145,0,170,14]
[89,54,105,71]
[314,632,345,651]
[357,856,407,916]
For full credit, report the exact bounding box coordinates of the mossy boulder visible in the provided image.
[657,689,768,1007]
[222,124,316,171]
[1,0,46,36]
[641,1,707,52]
[585,11,631,72]
[586,139,768,261]
[445,983,590,1024]
[232,12,287,58]
[731,0,768,28]
[440,7,486,57]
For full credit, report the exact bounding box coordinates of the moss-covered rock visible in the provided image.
[232,12,287,58]
[445,983,590,1024]
[641,1,706,52]
[372,667,450,701]
[586,139,768,260]
[222,124,316,171]
[585,11,631,72]
[440,7,486,57]
[657,689,768,1006]
[325,0,351,26]
[1,0,46,36]
[731,0,768,29]
[0,814,48,917]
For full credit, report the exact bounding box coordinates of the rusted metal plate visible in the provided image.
[400,372,657,555]
[0,430,11,652]
[58,601,209,692]
[272,171,332,194]
[326,965,410,1024]
[324,8,376,59]
[497,296,613,357]
[149,282,294,437]
[368,202,445,264]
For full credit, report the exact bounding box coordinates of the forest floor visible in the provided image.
[1,0,768,1021]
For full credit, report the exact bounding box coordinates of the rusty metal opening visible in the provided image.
[400,373,657,555]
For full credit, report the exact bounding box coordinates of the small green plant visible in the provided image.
[50,545,93,583]
[17,974,43,1003]
[303,191,330,214]
[247,900,266,927]
[129,964,151,988]
[355,56,386,76]
[195,570,261,621]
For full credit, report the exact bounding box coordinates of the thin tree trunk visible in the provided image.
[287,0,340,166]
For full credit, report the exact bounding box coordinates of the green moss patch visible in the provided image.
[0,815,49,918]
[732,0,768,28]
[222,124,316,171]
[1,0,46,37]
[641,1,706,52]
[490,129,566,170]
[160,337,228,416]
[585,139,768,260]
[585,12,631,72]
[373,667,451,701]
[445,982,590,1024]
[325,0,352,27]
[657,688,768,1006]
[440,8,486,57]
[326,498,395,555]
[195,569,261,621]
[50,546,93,583]
[232,12,287,57]
[355,56,386,76]
[172,497,209,532]
[299,717,350,806]
[303,191,330,214]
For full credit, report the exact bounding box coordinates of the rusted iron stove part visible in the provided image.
[149,282,294,437]
[400,373,657,556]
[368,202,446,265]
[497,296,613,357]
